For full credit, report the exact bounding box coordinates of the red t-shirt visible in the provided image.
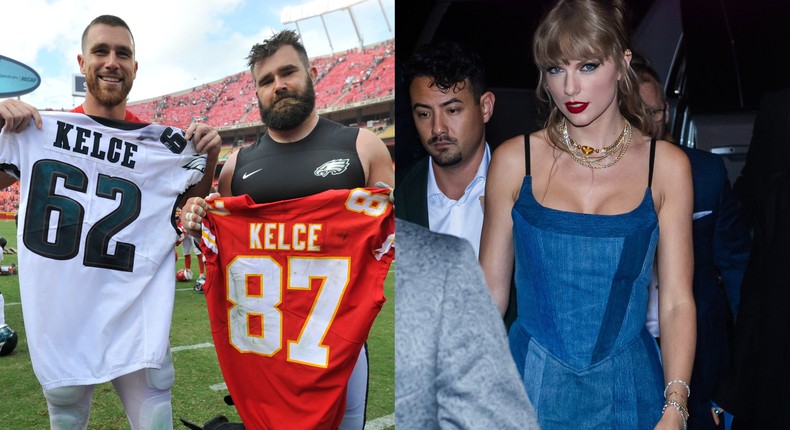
[200,188,395,429]
[70,105,145,123]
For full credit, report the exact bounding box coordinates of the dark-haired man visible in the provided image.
[181,30,394,429]
[395,40,495,257]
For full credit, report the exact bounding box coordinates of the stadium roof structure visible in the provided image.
[281,0,392,54]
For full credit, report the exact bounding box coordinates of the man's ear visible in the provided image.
[78,54,86,74]
[480,91,496,123]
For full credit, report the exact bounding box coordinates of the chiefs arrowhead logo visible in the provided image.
[314,159,350,177]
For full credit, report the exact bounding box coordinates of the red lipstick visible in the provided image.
[565,101,589,114]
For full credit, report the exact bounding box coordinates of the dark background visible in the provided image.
[394,0,790,180]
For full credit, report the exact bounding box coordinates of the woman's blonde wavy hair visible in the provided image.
[532,0,652,148]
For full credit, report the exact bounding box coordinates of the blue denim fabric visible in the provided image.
[509,177,664,429]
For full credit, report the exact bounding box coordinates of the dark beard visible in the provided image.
[259,77,316,131]
[429,134,462,167]
[85,73,132,107]
[432,151,462,167]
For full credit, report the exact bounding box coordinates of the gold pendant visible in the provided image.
[580,145,595,155]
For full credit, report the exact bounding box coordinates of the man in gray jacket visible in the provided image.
[396,219,539,429]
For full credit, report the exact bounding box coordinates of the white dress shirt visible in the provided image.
[427,144,490,256]
[646,265,660,338]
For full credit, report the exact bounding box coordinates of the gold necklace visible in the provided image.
[560,118,632,169]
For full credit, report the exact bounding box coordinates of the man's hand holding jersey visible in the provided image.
[0,99,42,133]
[182,194,217,238]
[177,122,221,202]
[184,123,221,157]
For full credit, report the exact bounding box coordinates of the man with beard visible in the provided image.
[0,14,219,193]
[395,41,495,257]
[180,30,394,429]
[214,30,393,203]
[0,15,219,430]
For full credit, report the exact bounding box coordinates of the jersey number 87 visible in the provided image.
[226,256,350,368]
[220,189,390,368]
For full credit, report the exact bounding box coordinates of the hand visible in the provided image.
[654,407,686,430]
[374,181,394,204]
[0,99,42,133]
[185,123,221,157]
[711,405,725,426]
[181,193,220,238]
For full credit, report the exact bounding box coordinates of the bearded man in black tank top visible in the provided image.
[182,30,393,429]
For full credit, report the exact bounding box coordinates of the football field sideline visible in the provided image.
[0,221,395,427]
[170,341,395,429]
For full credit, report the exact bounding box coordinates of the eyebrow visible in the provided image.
[412,98,464,110]
[89,42,133,54]
[257,64,300,85]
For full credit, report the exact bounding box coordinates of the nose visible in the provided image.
[274,75,289,94]
[564,72,580,97]
[104,52,120,70]
[431,113,448,136]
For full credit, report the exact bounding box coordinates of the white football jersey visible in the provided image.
[0,112,206,389]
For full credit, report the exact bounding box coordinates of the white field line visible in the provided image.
[171,342,214,352]
[209,382,228,391]
[365,413,395,429]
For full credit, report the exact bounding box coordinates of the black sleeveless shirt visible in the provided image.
[231,117,366,203]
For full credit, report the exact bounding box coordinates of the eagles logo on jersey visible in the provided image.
[314,159,350,177]
[183,155,208,173]
[0,324,18,356]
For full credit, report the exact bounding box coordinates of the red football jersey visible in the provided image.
[200,188,395,429]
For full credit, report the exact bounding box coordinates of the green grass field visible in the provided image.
[0,220,394,429]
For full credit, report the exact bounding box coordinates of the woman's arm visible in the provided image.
[479,136,526,316]
[654,141,696,429]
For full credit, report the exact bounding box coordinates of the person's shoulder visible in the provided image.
[655,138,691,166]
[489,133,527,164]
[681,146,726,167]
[652,140,693,194]
[397,220,473,261]
[495,133,527,152]
[399,156,429,183]
[321,116,361,133]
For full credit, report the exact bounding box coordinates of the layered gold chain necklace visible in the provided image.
[560,117,632,169]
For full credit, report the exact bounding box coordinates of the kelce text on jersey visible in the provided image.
[51,120,138,169]
[249,222,323,252]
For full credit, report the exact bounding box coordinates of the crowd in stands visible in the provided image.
[0,182,19,214]
[128,39,395,130]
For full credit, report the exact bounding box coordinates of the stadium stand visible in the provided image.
[0,183,19,214]
[127,39,394,130]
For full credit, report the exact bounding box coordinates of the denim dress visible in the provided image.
[509,176,664,429]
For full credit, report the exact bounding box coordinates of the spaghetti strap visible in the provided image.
[524,136,531,176]
[648,137,656,188]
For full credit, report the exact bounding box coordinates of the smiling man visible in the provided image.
[0,15,221,430]
[0,15,219,194]
[74,15,139,120]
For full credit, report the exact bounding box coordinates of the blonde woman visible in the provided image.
[479,0,696,428]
